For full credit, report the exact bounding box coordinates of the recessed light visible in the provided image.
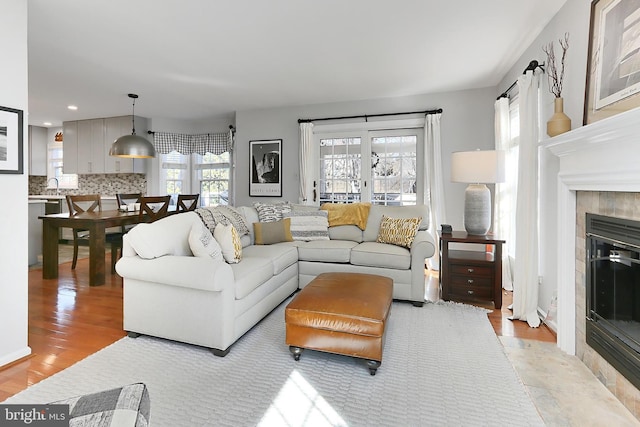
[67,105,78,110]
[43,122,52,126]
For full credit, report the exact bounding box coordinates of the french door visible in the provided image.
[315,126,424,206]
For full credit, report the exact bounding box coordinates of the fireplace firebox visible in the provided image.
[586,213,640,389]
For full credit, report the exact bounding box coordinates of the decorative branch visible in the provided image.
[542,33,569,98]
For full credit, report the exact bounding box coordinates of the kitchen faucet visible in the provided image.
[47,177,59,195]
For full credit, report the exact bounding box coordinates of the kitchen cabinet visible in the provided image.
[28,125,48,176]
[63,116,149,175]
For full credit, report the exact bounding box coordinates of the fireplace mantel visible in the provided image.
[539,106,640,354]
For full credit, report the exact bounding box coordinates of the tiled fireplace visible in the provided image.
[543,108,640,419]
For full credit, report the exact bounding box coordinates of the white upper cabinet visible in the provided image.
[28,125,48,176]
[63,116,149,174]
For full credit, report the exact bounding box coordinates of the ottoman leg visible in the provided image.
[289,346,304,361]
[367,360,381,376]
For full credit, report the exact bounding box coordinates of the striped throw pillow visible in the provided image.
[376,215,422,248]
[284,210,330,241]
[254,202,292,222]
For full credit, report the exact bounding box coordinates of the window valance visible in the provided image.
[153,131,233,155]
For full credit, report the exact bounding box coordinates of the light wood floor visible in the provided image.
[0,253,555,401]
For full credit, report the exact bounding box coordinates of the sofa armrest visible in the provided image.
[409,230,437,303]
[116,255,234,292]
[410,230,436,259]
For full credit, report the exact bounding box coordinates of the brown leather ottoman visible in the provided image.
[285,272,393,375]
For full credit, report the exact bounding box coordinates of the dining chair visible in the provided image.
[139,196,172,222]
[116,193,141,208]
[66,194,123,272]
[177,194,200,212]
[116,193,142,233]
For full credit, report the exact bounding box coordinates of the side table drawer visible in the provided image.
[450,264,492,277]
[449,276,493,299]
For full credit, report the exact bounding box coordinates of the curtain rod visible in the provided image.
[298,108,443,124]
[147,125,236,135]
[497,60,545,100]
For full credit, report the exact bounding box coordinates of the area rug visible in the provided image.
[4,301,544,426]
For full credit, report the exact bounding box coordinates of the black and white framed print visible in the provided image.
[0,106,24,174]
[584,0,640,124]
[250,139,282,197]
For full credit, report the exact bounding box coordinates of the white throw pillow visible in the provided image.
[214,223,242,264]
[188,222,223,261]
[284,210,329,241]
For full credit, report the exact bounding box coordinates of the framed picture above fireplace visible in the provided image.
[584,0,640,125]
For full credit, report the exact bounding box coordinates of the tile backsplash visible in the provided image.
[29,174,147,196]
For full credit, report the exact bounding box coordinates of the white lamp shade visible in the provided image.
[451,150,505,184]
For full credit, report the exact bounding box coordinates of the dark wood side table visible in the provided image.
[439,231,505,309]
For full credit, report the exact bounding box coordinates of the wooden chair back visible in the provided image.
[66,194,101,215]
[177,194,200,212]
[116,193,142,207]
[139,196,171,222]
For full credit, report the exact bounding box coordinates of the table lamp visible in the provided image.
[451,150,505,235]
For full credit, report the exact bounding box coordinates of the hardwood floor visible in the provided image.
[0,256,555,401]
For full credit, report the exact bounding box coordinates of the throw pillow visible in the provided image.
[284,210,330,241]
[376,215,422,248]
[253,218,293,245]
[188,222,223,261]
[254,201,292,222]
[214,223,243,263]
[320,202,371,230]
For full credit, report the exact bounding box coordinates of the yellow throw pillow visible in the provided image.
[376,215,422,248]
[253,218,293,245]
[320,202,371,230]
[214,223,243,263]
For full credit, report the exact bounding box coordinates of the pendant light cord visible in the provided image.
[131,97,137,135]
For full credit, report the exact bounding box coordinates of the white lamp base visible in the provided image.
[464,184,491,235]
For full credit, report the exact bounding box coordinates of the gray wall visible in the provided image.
[497,0,591,321]
[234,87,496,231]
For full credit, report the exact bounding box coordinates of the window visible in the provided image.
[315,122,423,206]
[159,151,231,207]
[196,152,230,206]
[47,141,78,189]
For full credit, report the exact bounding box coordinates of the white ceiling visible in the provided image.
[27,0,566,127]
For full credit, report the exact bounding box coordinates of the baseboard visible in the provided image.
[537,306,558,334]
[0,346,32,368]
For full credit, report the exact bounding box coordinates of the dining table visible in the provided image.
[40,209,147,286]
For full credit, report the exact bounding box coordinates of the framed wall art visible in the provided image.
[250,139,282,197]
[0,106,24,174]
[584,0,640,125]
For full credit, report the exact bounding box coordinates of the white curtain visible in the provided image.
[298,122,314,205]
[512,71,541,328]
[494,97,514,291]
[424,113,445,270]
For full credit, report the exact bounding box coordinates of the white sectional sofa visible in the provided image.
[115,204,436,356]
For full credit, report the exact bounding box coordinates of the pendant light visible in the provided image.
[109,93,156,158]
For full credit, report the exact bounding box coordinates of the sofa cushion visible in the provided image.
[284,210,329,241]
[350,241,411,269]
[243,243,298,275]
[328,225,364,242]
[214,223,242,264]
[188,221,223,261]
[254,201,292,222]
[363,205,430,242]
[125,211,199,259]
[296,240,359,263]
[230,257,274,299]
[376,215,422,248]
[253,218,293,244]
[320,202,371,229]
